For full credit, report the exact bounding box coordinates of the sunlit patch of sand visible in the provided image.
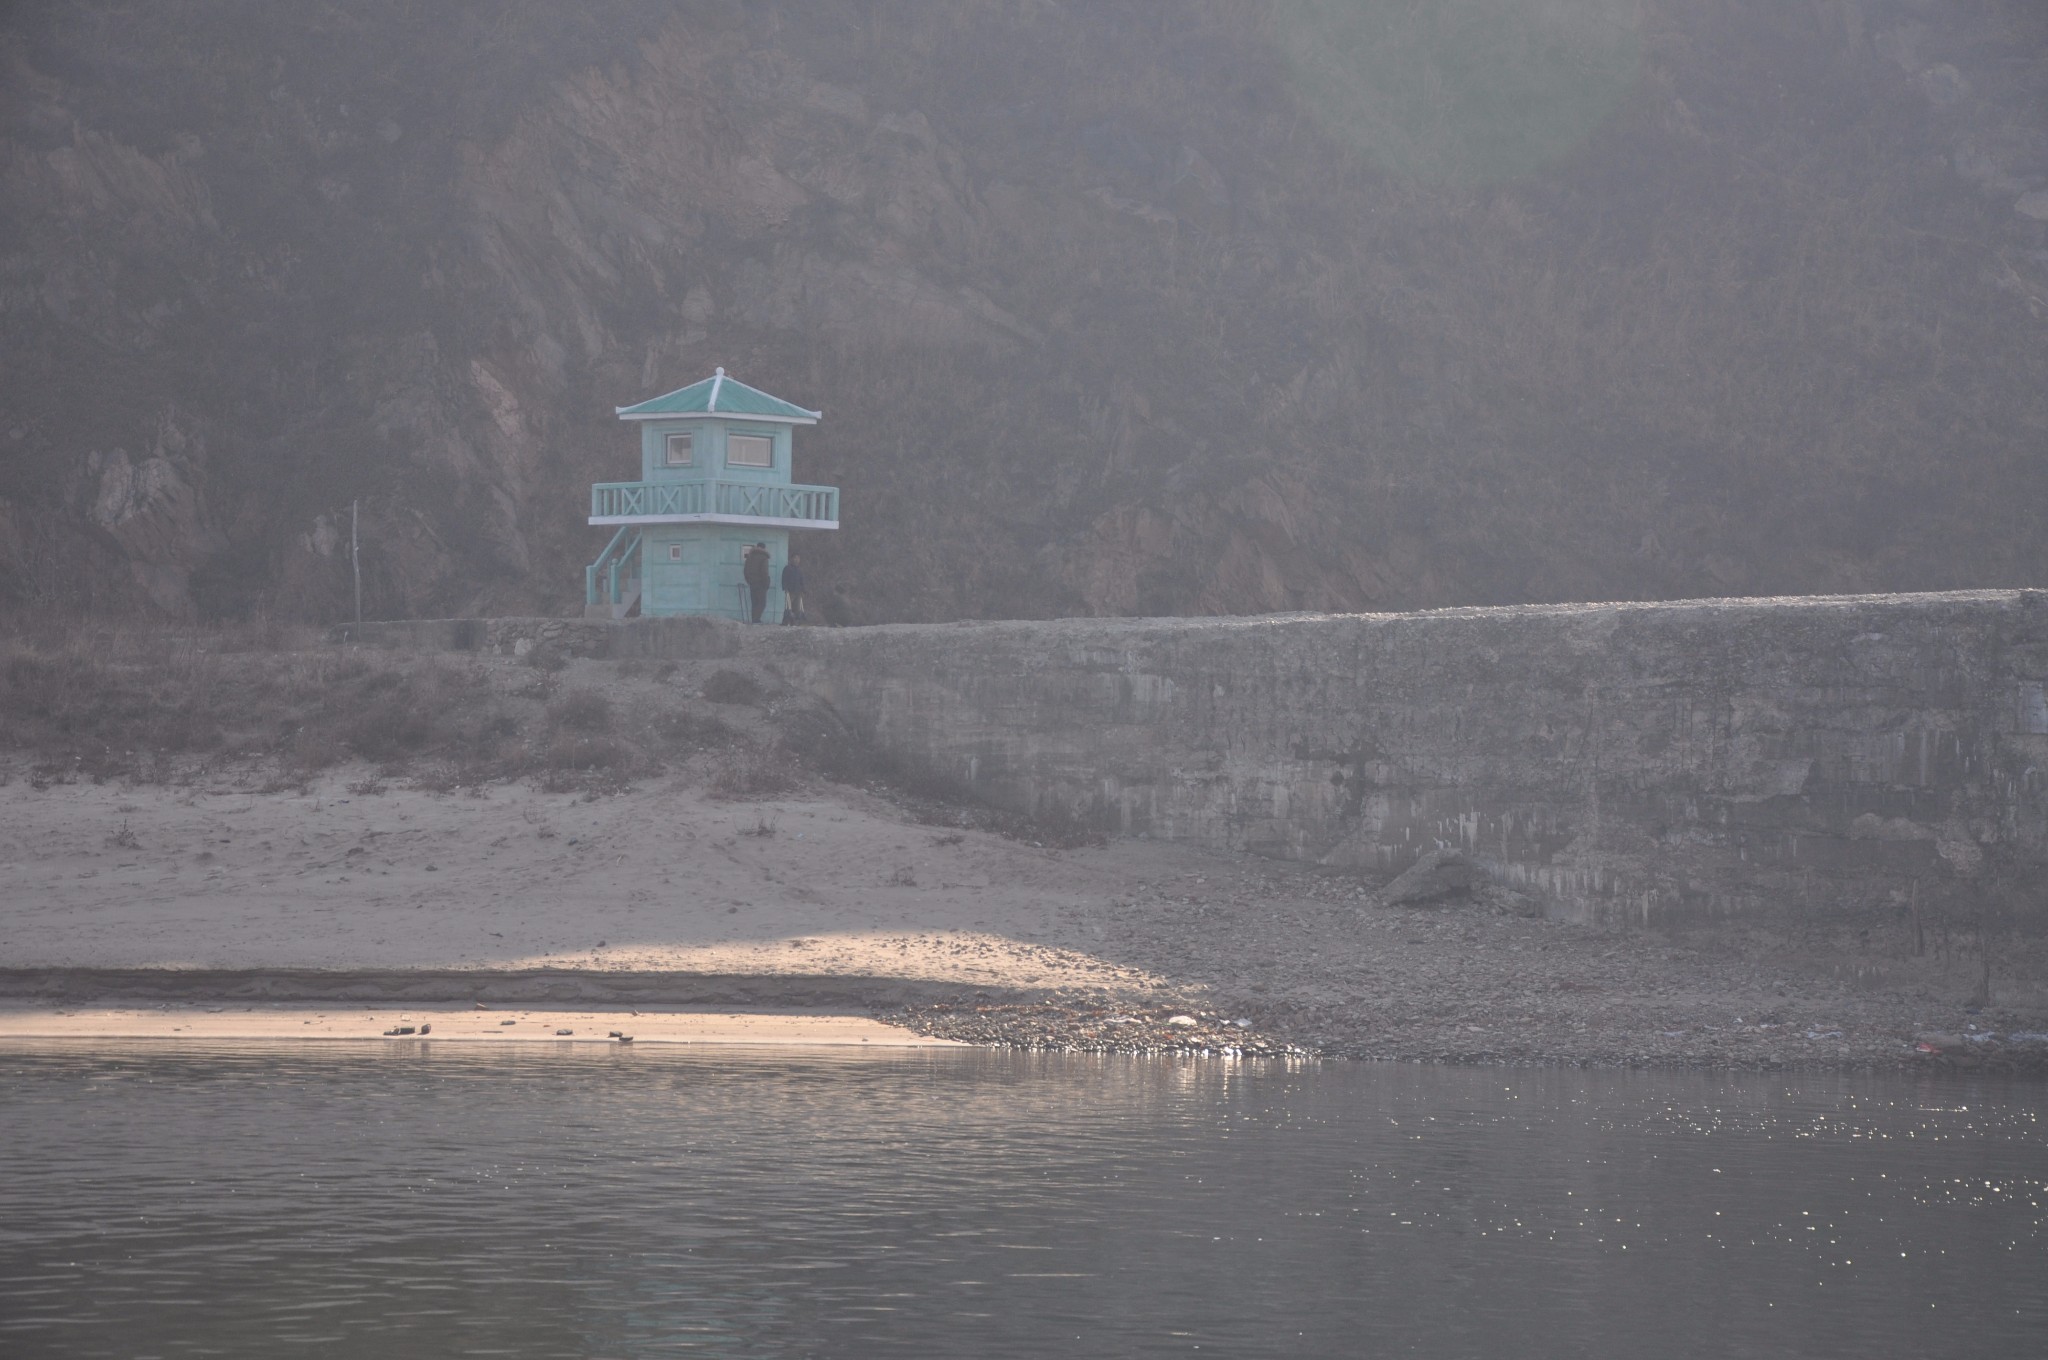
[493,932,1169,991]
[0,1004,956,1046]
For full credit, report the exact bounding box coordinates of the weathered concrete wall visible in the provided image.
[332,616,613,658]
[333,613,743,661]
[338,591,2048,928]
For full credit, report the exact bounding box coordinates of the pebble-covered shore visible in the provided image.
[885,1000,1315,1059]
[883,855,2048,1073]
[882,995,2048,1071]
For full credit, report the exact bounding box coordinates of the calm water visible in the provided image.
[0,1045,2041,1359]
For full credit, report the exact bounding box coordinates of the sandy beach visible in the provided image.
[4,768,2043,1068]
[0,771,1171,989]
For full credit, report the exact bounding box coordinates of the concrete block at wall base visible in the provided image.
[1379,849,1482,905]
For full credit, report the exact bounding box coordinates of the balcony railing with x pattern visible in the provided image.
[589,480,839,526]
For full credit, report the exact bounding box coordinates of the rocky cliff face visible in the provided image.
[3,1,2046,621]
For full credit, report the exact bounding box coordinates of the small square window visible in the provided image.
[664,432,693,466]
[727,433,772,468]
[668,544,683,562]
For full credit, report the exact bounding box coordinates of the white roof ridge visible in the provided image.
[612,369,823,421]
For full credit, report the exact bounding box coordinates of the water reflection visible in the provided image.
[1,1045,2041,1357]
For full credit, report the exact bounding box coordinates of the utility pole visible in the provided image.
[351,499,362,624]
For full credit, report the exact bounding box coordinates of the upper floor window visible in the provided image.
[664,432,693,466]
[727,433,773,468]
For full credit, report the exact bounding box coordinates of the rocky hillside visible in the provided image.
[3,1,2046,622]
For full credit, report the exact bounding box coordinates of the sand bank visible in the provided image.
[0,1002,953,1047]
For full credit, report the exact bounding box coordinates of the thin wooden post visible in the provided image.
[351,499,362,623]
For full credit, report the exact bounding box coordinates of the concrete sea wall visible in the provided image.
[341,591,2048,928]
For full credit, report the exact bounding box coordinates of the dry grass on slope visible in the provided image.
[0,617,1125,850]
[0,619,752,792]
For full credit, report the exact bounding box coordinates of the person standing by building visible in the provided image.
[780,553,808,624]
[742,542,772,623]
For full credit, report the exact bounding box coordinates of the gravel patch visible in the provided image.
[886,854,2048,1073]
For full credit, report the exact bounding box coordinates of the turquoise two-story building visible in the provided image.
[585,369,840,619]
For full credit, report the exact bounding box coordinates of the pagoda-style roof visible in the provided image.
[615,368,821,424]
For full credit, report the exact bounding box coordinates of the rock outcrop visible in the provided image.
[3,2,2047,620]
[1377,851,1483,908]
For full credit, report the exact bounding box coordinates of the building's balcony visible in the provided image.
[588,480,839,529]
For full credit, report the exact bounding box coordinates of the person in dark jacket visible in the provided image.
[742,542,771,623]
[780,553,808,624]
